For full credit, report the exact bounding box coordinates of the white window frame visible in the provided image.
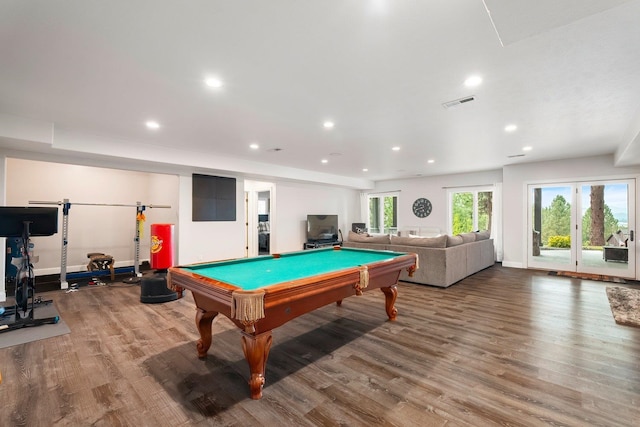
[446,186,494,235]
[367,191,399,235]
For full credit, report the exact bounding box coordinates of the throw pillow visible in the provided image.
[368,234,392,244]
[446,235,464,247]
[458,232,477,243]
[391,234,447,248]
[474,230,490,240]
[348,230,368,241]
[349,230,390,244]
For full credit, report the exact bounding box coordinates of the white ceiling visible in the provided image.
[1,0,640,188]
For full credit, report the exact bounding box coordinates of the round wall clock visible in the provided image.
[412,198,432,218]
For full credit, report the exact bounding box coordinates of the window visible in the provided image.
[368,192,398,234]
[448,187,493,234]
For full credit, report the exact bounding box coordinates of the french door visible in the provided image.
[527,179,635,278]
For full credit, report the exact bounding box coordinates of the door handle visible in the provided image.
[631,230,634,242]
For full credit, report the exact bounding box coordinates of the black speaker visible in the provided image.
[140,272,178,304]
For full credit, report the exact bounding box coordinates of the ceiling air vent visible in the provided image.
[507,154,525,158]
[442,95,476,109]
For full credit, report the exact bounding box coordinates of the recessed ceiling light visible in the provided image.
[145,121,160,129]
[205,77,223,88]
[505,124,518,132]
[523,146,532,151]
[427,159,435,164]
[392,146,400,151]
[362,168,368,172]
[321,159,328,164]
[464,75,483,87]
[323,121,335,129]
[249,143,259,150]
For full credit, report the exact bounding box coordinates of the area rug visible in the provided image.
[0,301,70,349]
[549,271,626,283]
[606,286,640,328]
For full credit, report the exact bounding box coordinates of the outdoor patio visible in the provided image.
[534,248,629,271]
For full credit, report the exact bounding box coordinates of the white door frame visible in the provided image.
[245,180,275,257]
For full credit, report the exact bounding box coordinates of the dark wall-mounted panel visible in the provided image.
[192,174,236,221]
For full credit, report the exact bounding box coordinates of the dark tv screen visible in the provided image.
[192,174,236,221]
[0,207,59,237]
[307,215,338,242]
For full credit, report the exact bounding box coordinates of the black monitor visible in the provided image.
[0,207,59,237]
[307,214,338,243]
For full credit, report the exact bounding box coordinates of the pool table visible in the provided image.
[168,246,418,399]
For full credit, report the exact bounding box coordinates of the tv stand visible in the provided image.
[304,241,342,250]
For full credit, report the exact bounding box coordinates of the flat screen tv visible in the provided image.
[0,207,59,237]
[307,215,338,243]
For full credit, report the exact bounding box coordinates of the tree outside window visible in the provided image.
[368,193,398,234]
[450,189,493,235]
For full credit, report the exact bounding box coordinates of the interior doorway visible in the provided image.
[245,181,274,257]
[257,191,270,255]
[527,179,635,278]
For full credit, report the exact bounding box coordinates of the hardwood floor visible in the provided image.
[1,264,639,426]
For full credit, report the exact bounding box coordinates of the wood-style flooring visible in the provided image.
[1,264,639,426]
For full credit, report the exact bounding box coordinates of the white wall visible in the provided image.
[177,174,246,264]
[502,154,640,269]
[174,177,361,263]
[4,158,179,276]
[273,181,360,253]
[146,173,180,261]
[372,169,503,233]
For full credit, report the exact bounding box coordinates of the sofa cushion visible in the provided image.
[390,234,447,248]
[475,230,490,240]
[458,232,477,243]
[447,235,464,247]
[348,230,390,244]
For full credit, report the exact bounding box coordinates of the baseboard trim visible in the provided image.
[501,261,524,269]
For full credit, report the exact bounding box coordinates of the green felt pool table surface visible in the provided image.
[180,247,407,290]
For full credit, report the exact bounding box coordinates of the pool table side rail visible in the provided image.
[168,253,417,326]
[168,252,416,299]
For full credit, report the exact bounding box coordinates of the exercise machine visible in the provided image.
[29,199,171,288]
[0,207,60,333]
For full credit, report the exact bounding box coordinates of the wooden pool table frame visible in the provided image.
[168,247,417,399]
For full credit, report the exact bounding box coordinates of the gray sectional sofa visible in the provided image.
[342,231,495,287]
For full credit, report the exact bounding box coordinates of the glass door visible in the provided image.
[528,184,576,271]
[528,180,635,278]
[578,180,635,277]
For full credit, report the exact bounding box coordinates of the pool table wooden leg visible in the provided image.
[241,330,273,400]
[381,285,398,321]
[195,309,218,358]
